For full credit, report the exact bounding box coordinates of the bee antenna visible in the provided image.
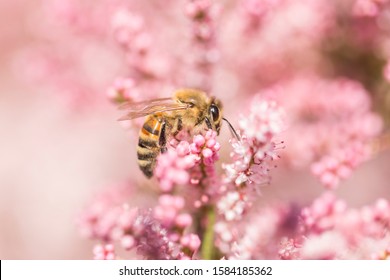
[222,118,241,141]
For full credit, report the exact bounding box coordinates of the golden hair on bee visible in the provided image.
[118,88,236,178]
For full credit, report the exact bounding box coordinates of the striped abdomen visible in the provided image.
[137,115,166,178]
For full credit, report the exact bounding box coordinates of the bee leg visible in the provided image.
[173,117,183,141]
[159,121,168,153]
[205,117,212,130]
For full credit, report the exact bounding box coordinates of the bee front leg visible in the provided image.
[159,121,168,153]
[205,117,212,130]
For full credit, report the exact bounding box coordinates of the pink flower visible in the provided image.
[279,238,302,260]
[77,182,134,241]
[106,77,140,104]
[265,76,383,188]
[216,206,291,259]
[297,193,390,259]
[155,130,220,192]
[111,10,146,48]
[352,0,380,17]
[223,97,284,192]
[153,195,188,228]
[133,210,183,260]
[121,235,136,250]
[180,234,201,253]
[300,232,347,260]
[185,0,220,90]
[154,143,199,192]
[217,191,249,221]
[311,142,369,189]
[301,192,347,234]
[191,130,220,165]
[93,244,116,260]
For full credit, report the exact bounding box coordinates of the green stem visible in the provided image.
[200,205,216,260]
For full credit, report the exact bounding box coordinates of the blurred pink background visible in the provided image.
[1,0,390,259]
[0,0,137,259]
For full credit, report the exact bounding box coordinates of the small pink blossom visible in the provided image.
[225,206,290,259]
[185,0,220,90]
[191,130,220,166]
[279,238,302,260]
[121,235,135,250]
[239,98,285,143]
[155,144,199,192]
[111,9,147,50]
[180,234,201,252]
[352,0,380,17]
[133,210,183,260]
[175,213,193,228]
[300,232,347,260]
[155,130,220,192]
[301,192,347,234]
[217,191,249,221]
[153,195,187,228]
[106,77,139,103]
[93,244,116,260]
[311,142,369,189]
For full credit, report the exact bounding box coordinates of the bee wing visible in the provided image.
[118,97,172,111]
[118,98,189,121]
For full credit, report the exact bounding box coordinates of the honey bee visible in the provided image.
[118,88,238,178]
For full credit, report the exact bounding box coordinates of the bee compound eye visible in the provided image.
[210,104,220,121]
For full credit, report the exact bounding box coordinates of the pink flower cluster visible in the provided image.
[119,208,183,260]
[93,244,116,260]
[153,195,201,259]
[77,182,184,259]
[108,7,174,103]
[185,0,218,43]
[78,130,222,259]
[215,191,390,260]
[77,182,134,241]
[81,199,197,260]
[294,192,390,259]
[215,205,293,259]
[214,97,287,259]
[301,193,390,238]
[352,0,390,17]
[311,142,369,189]
[106,77,140,104]
[110,8,158,80]
[185,0,220,90]
[241,0,282,30]
[223,97,284,190]
[155,130,220,192]
[111,9,150,53]
[154,144,199,192]
[15,0,123,108]
[265,76,383,188]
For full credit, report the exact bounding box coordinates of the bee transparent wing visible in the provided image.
[118,98,189,121]
[118,97,172,111]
